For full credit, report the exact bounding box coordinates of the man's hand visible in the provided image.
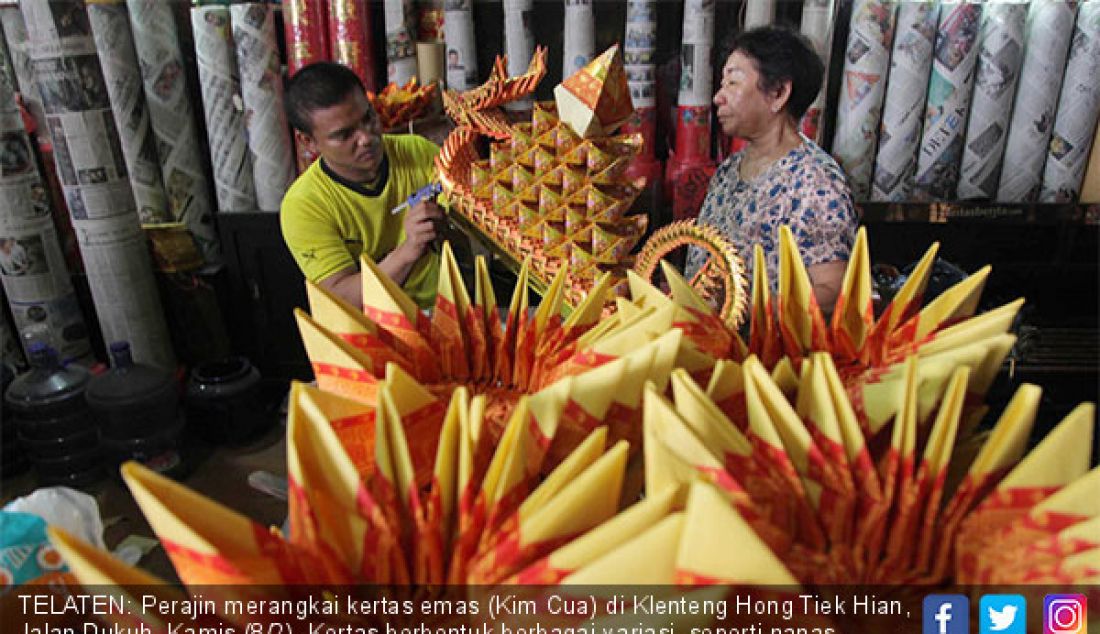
[401,200,445,257]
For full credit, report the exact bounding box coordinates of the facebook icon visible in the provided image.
[924,595,970,634]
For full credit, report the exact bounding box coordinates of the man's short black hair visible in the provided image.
[284,62,365,135]
[725,26,824,121]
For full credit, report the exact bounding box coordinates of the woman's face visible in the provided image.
[713,50,776,138]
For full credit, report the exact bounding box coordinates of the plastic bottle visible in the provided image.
[86,341,187,479]
[4,342,100,487]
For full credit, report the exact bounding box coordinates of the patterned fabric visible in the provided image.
[686,138,859,292]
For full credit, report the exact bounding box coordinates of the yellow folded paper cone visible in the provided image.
[830,227,873,360]
[889,265,991,355]
[994,402,1094,492]
[122,462,325,585]
[470,441,628,584]
[47,527,186,634]
[864,243,937,359]
[676,482,800,585]
[954,403,1095,583]
[510,485,681,583]
[748,245,781,366]
[562,512,684,584]
[917,299,1024,357]
[359,255,438,380]
[669,368,753,465]
[287,382,395,579]
[777,226,829,358]
[294,309,380,404]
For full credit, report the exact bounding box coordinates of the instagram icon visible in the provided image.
[1045,595,1087,634]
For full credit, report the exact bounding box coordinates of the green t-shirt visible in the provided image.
[280,134,441,309]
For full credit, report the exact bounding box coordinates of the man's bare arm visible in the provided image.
[807,260,847,315]
[317,242,421,308]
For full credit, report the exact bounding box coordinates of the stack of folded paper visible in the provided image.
[367,78,438,131]
[43,230,1097,624]
[645,359,1096,585]
[439,45,649,305]
[294,244,697,476]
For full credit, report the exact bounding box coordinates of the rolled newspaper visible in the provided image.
[799,0,837,142]
[872,0,939,201]
[86,1,171,224]
[18,0,174,368]
[0,33,91,361]
[1039,0,1100,202]
[957,1,1027,200]
[230,3,295,213]
[126,0,221,265]
[831,0,897,200]
[912,2,982,201]
[996,0,1075,201]
[191,5,257,213]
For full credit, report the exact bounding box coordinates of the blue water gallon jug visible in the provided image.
[4,342,100,487]
[86,341,187,479]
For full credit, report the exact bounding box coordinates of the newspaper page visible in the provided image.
[831,0,898,200]
[0,39,90,361]
[625,0,657,109]
[385,0,417,85]
[913,2,982,201]
[0,5,46,137]
[1040,0,1100,202]
[18,0,173,369]
[230,3,294,213]
[503,0,534,112]
[126,0,220,264]
[957,0,1027,200]
[996,0,1075,201]
[563,0,594,79]
[800,0,836,142]
[443,0,477,91]
[744,0,776,28]
[191,5,256,213]
[872,0,938,201]
[678,0,715,108]
[86,1,170,224]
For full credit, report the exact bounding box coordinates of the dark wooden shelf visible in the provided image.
[857,202,1098,225]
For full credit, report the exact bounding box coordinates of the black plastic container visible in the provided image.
[185,356,270,445]
[4,343,100,486]
[86,341,187,479]
[1,360,29,478]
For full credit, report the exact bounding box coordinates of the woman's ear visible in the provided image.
[770,80,793,114]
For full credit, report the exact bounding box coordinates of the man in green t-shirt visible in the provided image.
[281,62,443,309]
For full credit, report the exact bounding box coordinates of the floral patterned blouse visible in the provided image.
[685,138,859,293]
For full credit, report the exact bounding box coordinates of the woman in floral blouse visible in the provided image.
[686,26,858,314]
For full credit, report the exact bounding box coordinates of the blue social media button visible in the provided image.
[980,595,1026,634]
[925,595,970,634]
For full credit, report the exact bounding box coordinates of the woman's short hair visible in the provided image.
[726,26,825,120]
[285,62,365,134]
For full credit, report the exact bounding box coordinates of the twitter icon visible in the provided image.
[981,595,1026,634]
